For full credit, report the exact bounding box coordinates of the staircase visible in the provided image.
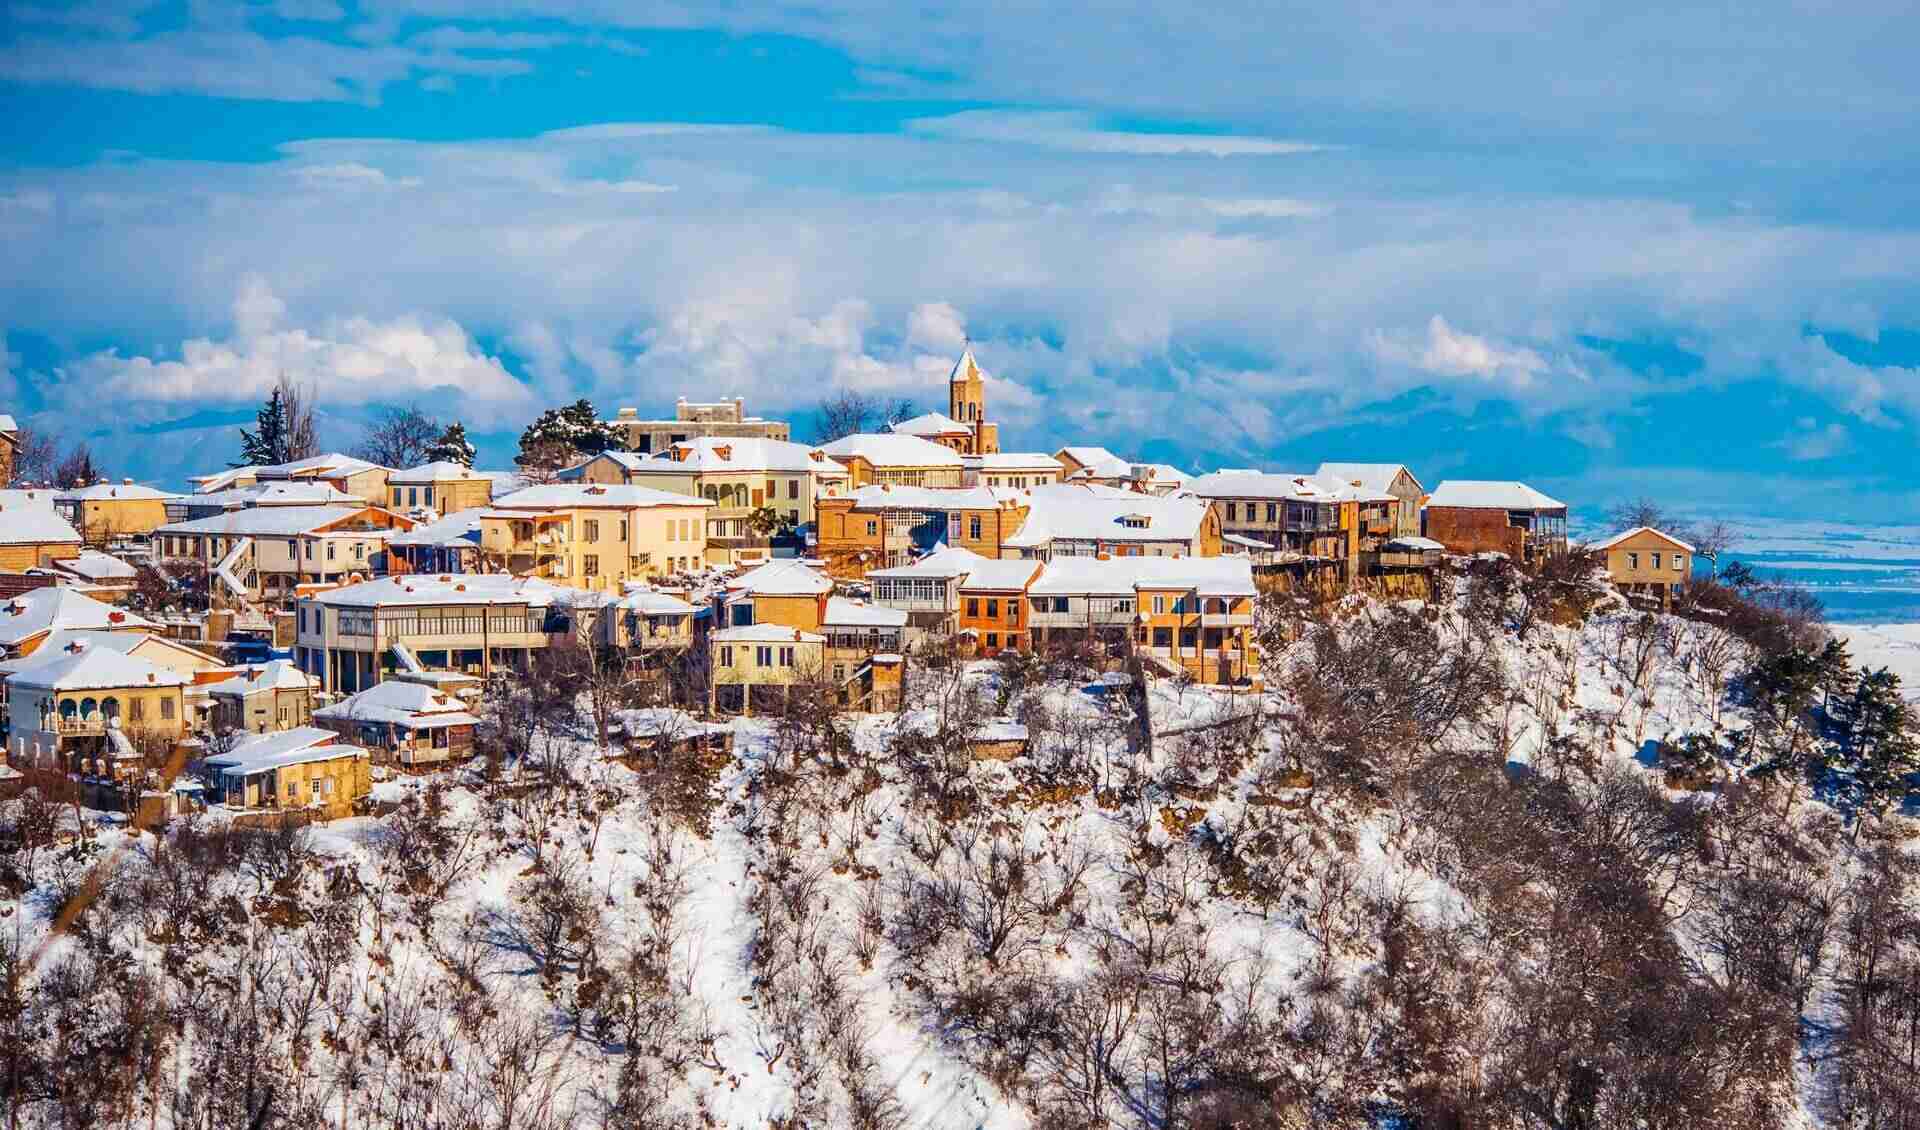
[390,641,426,674]
[213,537,257,605]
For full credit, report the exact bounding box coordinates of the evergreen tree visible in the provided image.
[1839,668,1919,823]
[425,421,477,467]
[235,386,289,467]
[1814,635,1855,709]
[514,399,622,476]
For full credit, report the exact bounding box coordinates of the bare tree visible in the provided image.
[1607,495,1667,531]
[8,425,59,484]
[812,391,917,443]
[353,404,442,469]
[279,373,320,463]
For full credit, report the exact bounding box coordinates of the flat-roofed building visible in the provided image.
[608,396,790,455]
[1026,555,1259,685]
[820,433,965,488]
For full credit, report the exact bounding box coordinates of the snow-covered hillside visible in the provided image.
[0,561,1914,1129]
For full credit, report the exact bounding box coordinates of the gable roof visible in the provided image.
[1005,484,1210,547]
[1028,555,1257,598]
[726,559,833,597]
[1315,462,1423,495]
[888,412,972,437]
[819,433,964,468]
[823,597,909,628]
[48,550,137,582]
[1590,525,1696,553]
[0,497,82,546]
[1055,446,1129,477]
[5,639,191,691]
[0,587,153,648]
[313,679,478,727]
[203,726,364,775]
[614,436,839,475]
[388,461,491,485]
[866,544,991,580]
[312,573,582,609]
[203,659,314,697]
[1426,480,1567,511]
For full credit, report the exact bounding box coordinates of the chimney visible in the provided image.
[123,477,133,485]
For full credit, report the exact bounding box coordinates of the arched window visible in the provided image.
[58,699,77,719]
[79,697,98,719]
[101,697,120,720]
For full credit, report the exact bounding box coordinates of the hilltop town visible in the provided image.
[0,350,1912,1128]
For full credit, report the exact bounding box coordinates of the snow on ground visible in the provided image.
[1836,622,1920,693]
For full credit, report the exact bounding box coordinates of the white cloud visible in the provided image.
[61,277,534,426]
[1368,316,1552,387]
[1774,421,1851,461]
[907,111,1322,157]
[906,302,967,352]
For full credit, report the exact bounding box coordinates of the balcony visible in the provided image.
[1200,613,1252,627]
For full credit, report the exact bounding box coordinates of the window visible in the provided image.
[160,698,174,721]
[1675,555,1686,572]
[1007,601,1019,624]
[305,540,315,559]
[288,538,297,557]
[326,542,336,561]
[986,599,999,618]
[719,646,734,667]
[970,516,982,540]
[756,645,773,667]
[966,598,980,617]
[788,479,798,500]
[130,698,145,721]
[423,487,434,506]
[619,519,628,541]
[1057,597,1073,613]
[584,519,600,541]
[408,487,418,506]
[779,647,795,667]
[1226,502,1237,521]
[1649,552,1662,570]
[393,489,403,505]
[583,554,600,577]
[353,542,365,560]
[1152,595,1166,614]
[311,779,323,800]
[986,632,1000,649]
[1627,552,1639,570]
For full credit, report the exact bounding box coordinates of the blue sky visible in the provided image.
[3,0,1919,522]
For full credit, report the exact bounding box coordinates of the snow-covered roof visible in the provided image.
[972,720,1029,743]
[157,505,386,537]
[1589,526,1696,553]
[819,433,965,468]
[1222,533,1276,551]
[1028,555,1257,598]
[1055,446,1131,477]
[616,707,733,740]
[712,624,825,643]
[616,586,696,615]
[1386,536,1447,551]
[1005,484,1210,548]
[823,596,909,628]
[5,638,191,691]
[491,483,712,510]
[53,481,182,502]
[204,659,313,697]
[386,506,485,547]
[187,482,366,511]
[866,544,987,580]
[311,573,586,609]
[1426,480,1567,511]
[612,436,841,476]
[0,587,153,648]
[258,452,385,479]
[0,415,15,433]
[888,411,972,437]
[313,679,478,727]
[1128,462,1191,486]
[966,452,1063,471]
[954,557,1045,591]
[839,484,1008,511]
[726,559,833,596]
[1185,469,1391,503]
[0,497,81,545]
[1316,462,1422,494]
[950,346,987,384]
[204,727,365,776]
[387,461,491,485]
[52,550,137,581]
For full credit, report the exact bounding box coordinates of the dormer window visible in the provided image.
[1119,514,1151,529]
